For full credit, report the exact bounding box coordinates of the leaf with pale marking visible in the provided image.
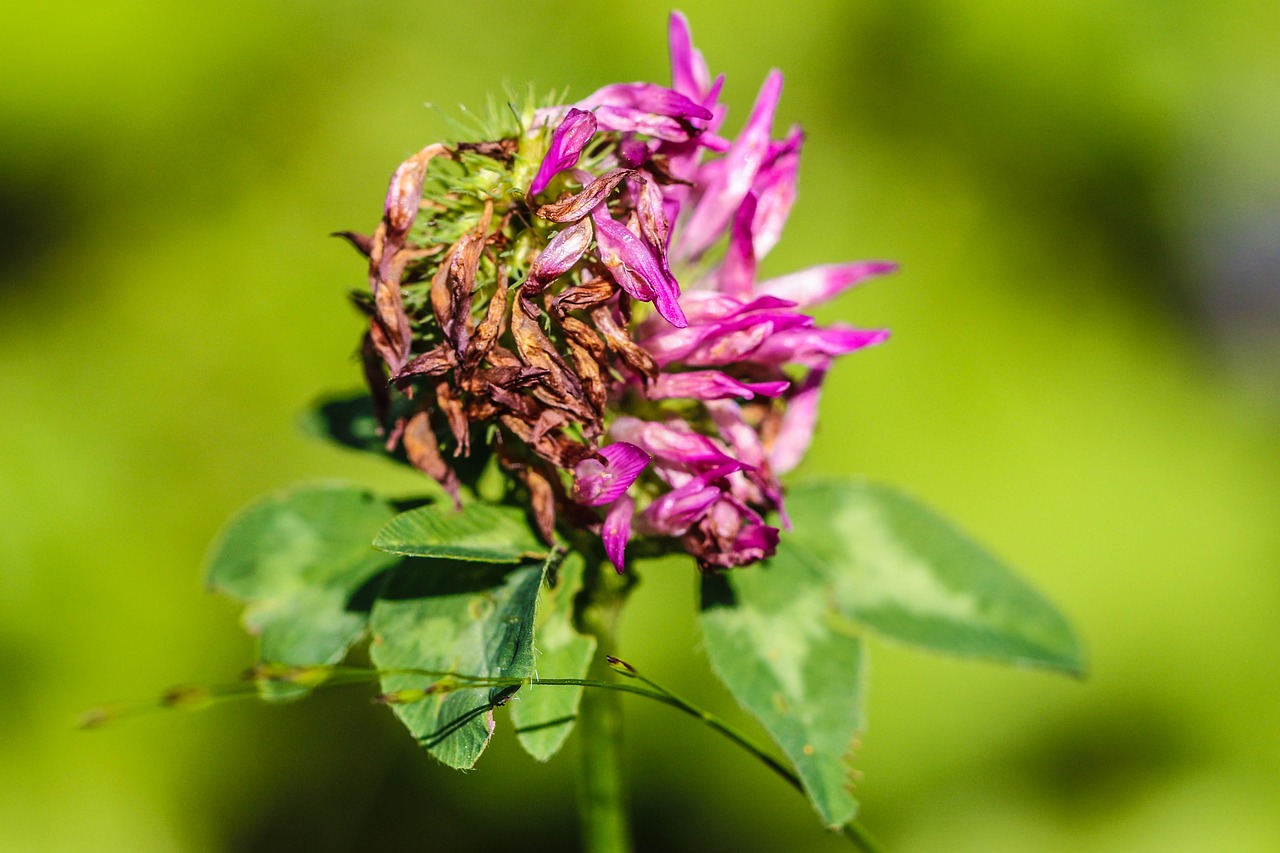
[370,559,543,769]
[205,483,400,699]
[700,478,1084,828]
[700,565,866,828]
[785,480,1085,675]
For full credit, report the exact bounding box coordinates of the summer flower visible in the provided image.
[347,12,893,571]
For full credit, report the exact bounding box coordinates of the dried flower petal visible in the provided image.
[402,410,461,507]
[344,14,893,573]
[535,168,634,223]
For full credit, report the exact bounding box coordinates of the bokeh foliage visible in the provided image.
[2,1,1278,851]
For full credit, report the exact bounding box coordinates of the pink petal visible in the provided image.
[648,370,789,401]
[526,217,594,293]
[768,368,825,475]
[751,126,804,259]
[609,417,743,469]
[643,481,723,536]
[677,70,784,259]
[603,496,635,573]
[668,11,711,99]
[580,82,713,122]
[717,191,758,298]
[752,325,890,368]
[756,261,898,307]
[590,106,697,142]
[676,312,814,367]
[530,108,598,196]
[573,442,652,507]
[591,206,688,328]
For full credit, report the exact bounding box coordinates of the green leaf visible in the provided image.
[374,503,547,563]
[700,567,866,829]
[699,479,1084,828]
[511,551,596,761]
[205,483,400,698]
[784,480,1085,675]
[370,560,543,769]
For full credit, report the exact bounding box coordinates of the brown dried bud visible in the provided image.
[384,143,450,237]
[591,303,658,379]
[394,344,457,383]
[403,410,461,507]
[464,267,509,371]
[435,383,470,457]
[521,466,558,545]
[332,230,374,257]
[535,168,634,222]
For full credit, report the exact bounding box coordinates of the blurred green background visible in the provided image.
[3,1,1278,850]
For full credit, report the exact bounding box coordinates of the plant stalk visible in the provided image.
[574,561,634,853]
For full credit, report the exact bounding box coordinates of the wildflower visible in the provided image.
[344,12,892,572]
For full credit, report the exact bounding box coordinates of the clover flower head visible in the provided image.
[346,12,893,572]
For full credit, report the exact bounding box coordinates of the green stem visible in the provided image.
[841,821,886,853]
[574,562,635,853]
[109,661,884,849]
[621,668,884,852]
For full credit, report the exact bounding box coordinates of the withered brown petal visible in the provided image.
[436,383,470,457]
[393,344,457,382]
[511,293,585,406]
[634,175,672,266]
[455,138,518,162]
[331,231,374,257]
[446,202,493,355]
[488,384,540,420]
[465,399,501,421]
[529,384,597,427]
[464,274,508,371]
[522,467,558,546]
[429,246,454,333]
[360,331,391,428]
[528,408,570,445]
[591,304,658,379]
[365,223,415,373]
[552,277,616,316]
[500,415,578,470]
[559,314,606,361]
[403,410,462,508]
[535,168,635,223]
[486,345,522,370]
[566,338,607,420]
[384,143,451,237]
[464,365,546,393]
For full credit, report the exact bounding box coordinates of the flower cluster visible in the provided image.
[346,13,892,571]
